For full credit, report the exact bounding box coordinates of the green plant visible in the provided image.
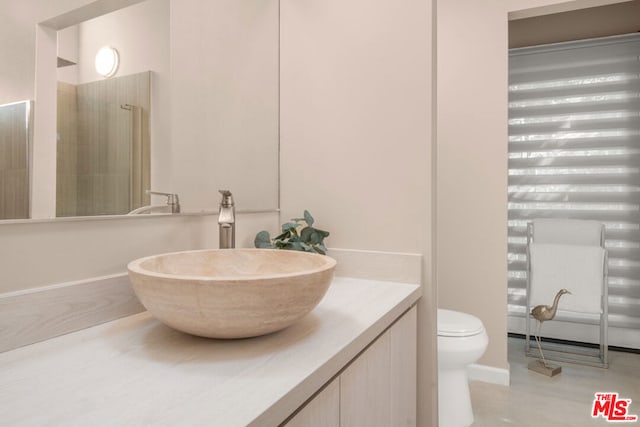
[254,210,329,255]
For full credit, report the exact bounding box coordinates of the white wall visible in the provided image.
[170,0,279,213]
[0,2,34,104]
[0,0,93,105]
[0,213,278,294]
[435,0,631,373]
[280,0,435,425]
[436,0,509,371]
[57,26,79,84]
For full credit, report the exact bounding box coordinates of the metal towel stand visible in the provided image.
[525,219,609,368]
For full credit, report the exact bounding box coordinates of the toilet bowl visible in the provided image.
[437,309,488,427]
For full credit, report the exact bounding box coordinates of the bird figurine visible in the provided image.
[531,288,572,368]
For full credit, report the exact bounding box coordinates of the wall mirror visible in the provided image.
[0,0,280,221]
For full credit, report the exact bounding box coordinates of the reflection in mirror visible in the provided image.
[2,0,279,221]
[53,1,163,217]
[0,100,32,220]
[56,73,150,216]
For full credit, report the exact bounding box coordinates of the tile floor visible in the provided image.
[470,337,640,426]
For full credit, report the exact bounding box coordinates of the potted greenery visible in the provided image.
[254,210,329,255]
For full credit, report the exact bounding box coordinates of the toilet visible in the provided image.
[437,309,488,427]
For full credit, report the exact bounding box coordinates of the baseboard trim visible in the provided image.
[467,363,510,386]
[0,273,144,353]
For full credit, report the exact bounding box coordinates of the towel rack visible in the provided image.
[525,219,609,368]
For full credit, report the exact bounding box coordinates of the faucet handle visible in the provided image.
[219,190,234,208]
[146,190,180,213]
[148,190,172,197]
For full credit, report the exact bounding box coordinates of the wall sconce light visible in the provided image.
[95,46,119,77]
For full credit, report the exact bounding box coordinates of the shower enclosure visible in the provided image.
[0,100,32,220]
[56,71,150,217]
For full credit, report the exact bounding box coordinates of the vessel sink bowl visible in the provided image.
[127,249,336,339]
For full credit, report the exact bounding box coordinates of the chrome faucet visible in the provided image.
[147,190,180,213]
[218,190,235,249]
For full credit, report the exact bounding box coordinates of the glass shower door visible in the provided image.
[0,100,32,220]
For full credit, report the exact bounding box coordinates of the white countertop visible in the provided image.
[0,277,420,427]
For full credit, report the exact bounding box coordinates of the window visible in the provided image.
[508,34,640,348]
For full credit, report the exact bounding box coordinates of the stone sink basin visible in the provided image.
[127,249,336,339]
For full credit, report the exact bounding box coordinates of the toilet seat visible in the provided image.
[438,309,485,337]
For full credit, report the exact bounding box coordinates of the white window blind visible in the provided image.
[508,34,640,347]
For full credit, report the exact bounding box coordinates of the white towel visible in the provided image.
[533,219,603,246]
[529,243,605,314]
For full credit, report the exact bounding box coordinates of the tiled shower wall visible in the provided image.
[56,82,79,216]
[56,71,150,216]
[0,102,30,220]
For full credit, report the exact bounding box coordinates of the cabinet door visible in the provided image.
[340,306,417,427]
[285,378,340,427]
[390,306,417,426]
[286,306,417,427]
[340,328,391,427]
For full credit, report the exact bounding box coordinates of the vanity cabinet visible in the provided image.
[0,278,421,426]
[285,379,340,427]
[286,306,417,427]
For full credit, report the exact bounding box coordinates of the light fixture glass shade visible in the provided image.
[95,46,119,77]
